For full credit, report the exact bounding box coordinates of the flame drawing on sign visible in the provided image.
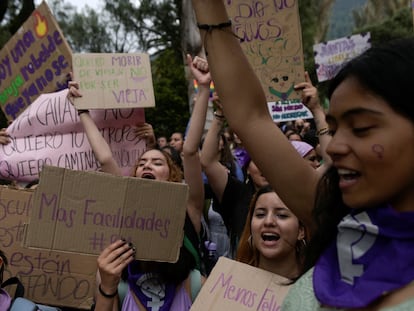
[33,11,48,38]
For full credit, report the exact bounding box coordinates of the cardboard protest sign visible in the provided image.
[191,257,291,310]
[0,186,96,309]
[314,33,371,82]
[0,88,146,183]
[25,166,188,262]
[72,53,155,109]
[0,1,72,121]
[225,0,305,103]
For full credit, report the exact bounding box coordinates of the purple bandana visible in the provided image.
[127,262,176,311]
[0,289,11,310]
[314,205,414,308]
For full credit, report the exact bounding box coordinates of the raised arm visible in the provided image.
[68,81,122,176]
[295,71,332,175]
[200,94,229,203]
[190,1,319,230]
[133,122,157,150]
[182,54,210,234]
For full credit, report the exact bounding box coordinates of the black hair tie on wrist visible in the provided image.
[77,109,89,116]
[197,20,233,32]
[197,20,244,55]
[98,284,118,298]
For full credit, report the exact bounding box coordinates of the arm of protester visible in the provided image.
[134,122,156,149]
[182,54,210,234]
[68,81,122,176]
[199,93,229,203]
[294,71,332,175]
[190,0,319,231]
[95,240,135,311]
[0,128,10,145]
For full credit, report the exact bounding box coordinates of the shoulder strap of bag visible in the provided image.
[1,277,24,299]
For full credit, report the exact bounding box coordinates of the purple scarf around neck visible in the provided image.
[313,204,414,308]
[0,289,11,310]
[127,262,176,311]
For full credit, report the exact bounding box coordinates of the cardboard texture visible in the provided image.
[25,166,188,263]
[0,88,146,183]
[0,1,72,121]
[0,186,96,309]
[191,257,291,311]
[225,0,305,103]
[72,53,155,109]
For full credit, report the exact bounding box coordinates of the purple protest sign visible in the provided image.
[313,33,371,82]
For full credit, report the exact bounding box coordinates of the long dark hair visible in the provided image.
[218,132,238,178]
[301,37,414,276]
[328,37,414,123]
[0,250,8,283]
[302,167,348,273]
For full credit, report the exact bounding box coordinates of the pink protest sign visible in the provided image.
[0,88,146,183]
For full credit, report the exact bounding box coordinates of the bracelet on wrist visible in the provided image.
[214,111,225,120]
[316,127,330,137]
[98,284,118,299]
[77,109,89,116]
[197,20,244,55]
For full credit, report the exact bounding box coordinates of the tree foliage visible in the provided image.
[353,0,410,29]
[354,6,413,44]
[49,0,113,53]
[0,0,34,47]
[298,0,335,90]
[145,49,190,138]
[102,0,183,57]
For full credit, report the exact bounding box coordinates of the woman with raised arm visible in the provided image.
[181,53,211,237]
[191,1,414,309]
[294,71,332,170]
[200,95,269,257]
[190,1,318,233]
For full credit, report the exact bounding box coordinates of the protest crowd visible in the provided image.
[1,1,414,311]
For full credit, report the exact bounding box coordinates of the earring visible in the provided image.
[301,239,307,247]
[295,239,307,255]
[247,235,253,249]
